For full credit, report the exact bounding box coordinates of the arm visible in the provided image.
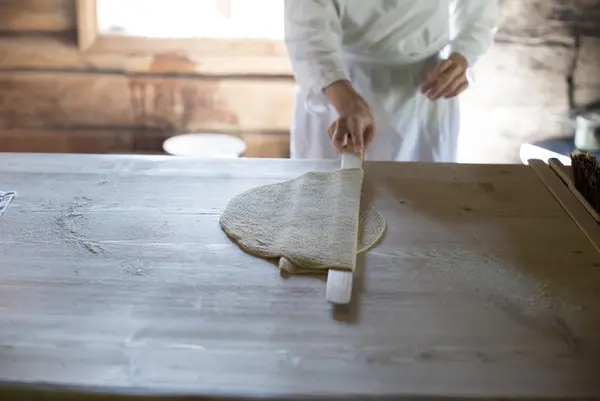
[284,0,374,153]
[284,0,353,113]
[451,0,499,67]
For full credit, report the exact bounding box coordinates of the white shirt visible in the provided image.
[284,0,498,98]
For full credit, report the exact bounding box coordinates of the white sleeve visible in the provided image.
[451,0,499,67]
[284,0,347,112]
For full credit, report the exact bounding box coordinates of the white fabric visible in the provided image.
[284,0,498,162]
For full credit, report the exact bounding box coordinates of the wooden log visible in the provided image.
[0,71,294,132]
[92,35,288,58]
[0,0,75,32]
[0,129,135,154]
[0,36,293,76]
[0,129,290,158]
[240,132,290,158]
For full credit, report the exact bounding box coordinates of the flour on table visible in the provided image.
[219,169,386,274]
[0,191,16,217]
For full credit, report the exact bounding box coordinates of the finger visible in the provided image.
[328,122,342,154]
[442,76,467,98]
[434,75,464,99]
[328,121,346,154]
[426,56,468,98]
[421,60,453,93]
[420,69,436,93]
[333,129,347,154]
[445,80,469,98]
[428,66,463,100]
[430,59,454,79]
[428,66,461,99]
[342,133,350,148]
[363,124,375,151]
[350,128,363,154]
[340,118,361,154]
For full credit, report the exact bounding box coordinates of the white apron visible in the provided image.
[290,51,460,162]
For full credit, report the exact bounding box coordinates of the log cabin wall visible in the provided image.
[460,0,600,163]
[0,0,598,162]
[0,0,294,157]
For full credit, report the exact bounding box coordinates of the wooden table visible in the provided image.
[1,153,599,400]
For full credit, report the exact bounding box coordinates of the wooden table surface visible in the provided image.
[1,153,600,400]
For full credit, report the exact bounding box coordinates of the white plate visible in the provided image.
[163,133,247,158]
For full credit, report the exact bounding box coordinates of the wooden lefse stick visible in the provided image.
[548,158,600,223]
[529,158,600,254]
[326,134,362,305]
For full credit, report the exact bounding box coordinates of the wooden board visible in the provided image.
[0,129,290,158]
[0,35,293,76]
[0,0,75,32]
[530,159,600,255]
[326,151,363,305]
[0,72,294,132]
[91,36,288,59]
[0,128,135,154]
[1,154,600,399]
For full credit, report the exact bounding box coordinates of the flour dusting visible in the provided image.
[56,196,104,254]
[0,191,16,217]
[437,251,599,354]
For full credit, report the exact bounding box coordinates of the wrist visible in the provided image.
[449,52,469,69]
[323,80,366,116]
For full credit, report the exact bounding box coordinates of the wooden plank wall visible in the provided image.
[0,0,294,157]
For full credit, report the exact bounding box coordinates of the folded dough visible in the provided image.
[219,169,386,274]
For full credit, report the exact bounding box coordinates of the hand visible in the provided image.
[421,53,469,100]
[326,100,375,155]
[323,80,375,155]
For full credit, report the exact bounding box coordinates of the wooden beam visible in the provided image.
[90,35,288,58]
[0,71,294,132]
[240,132,290,158]
[0,129,290,158]
[0,0,75,32]
[0,36,293,76]
[0,128,135,154]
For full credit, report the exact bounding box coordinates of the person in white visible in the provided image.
[284,0,498,161]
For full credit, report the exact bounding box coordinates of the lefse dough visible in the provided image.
[219,169,386,274]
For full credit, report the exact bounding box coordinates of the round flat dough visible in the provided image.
[220,169,386,273]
